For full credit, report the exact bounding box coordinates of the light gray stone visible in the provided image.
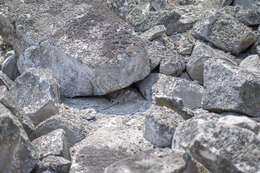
[139,25,166,41]
[0,103,38,173]
[0,70,15,89]
[172,114,260,173]
[32,129,70,160]
[202,58,260,117]
[31,115,86,147]
[240,54,260,72]
[105,149,202,173]
[36,156,71,173]
[159,50,186,76]
[192,10,256,55]
[1,50,19,80]
[222,6,260,26]
[146,42,164,70]
[0,0,150,97]
[0,68,60,125]
[144,105,184,147]
[233,0,260,9]
[138,73,204,110]
[187,42,237,84]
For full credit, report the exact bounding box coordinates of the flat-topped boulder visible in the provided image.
[0,0,150,97]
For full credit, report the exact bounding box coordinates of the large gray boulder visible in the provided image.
[187,42,237,84]
[0,103,38,173]
[144,105,184,147]
[0,0,150,97]
[172,113,260,173]
[192,10,256,55]
[202,58,260,117]
[105,149,205,173]
[0,68,60,125]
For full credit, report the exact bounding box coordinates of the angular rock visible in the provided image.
[192,10,256,55]
[146,42,164,70]
[35,156,71,173]
[187,42,237,84]
[31,115,86,147]
[0,0,150,97]
[32,129,70,160]
[172,114,260,173]
[0,103,37,173]
[0,68,60,125]
[1,50,19,80]
[173,33,194,56]
[222,6,260,26]
[239,54,260,72]
[126,8,180,32]
[150,0,167,10]
[159,50,186,76]
[216,0,234,7]
[0,70,15,89]
[105,149,202,173]
[138,73,204,110]
[202,58,260,117]
[139,25,166,41]
[233,0,260,9]
[144,105,184,147]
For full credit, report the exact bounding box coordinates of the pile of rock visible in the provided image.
[0,0,260,172]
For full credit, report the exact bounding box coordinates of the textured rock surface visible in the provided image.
[0,70,15,89]
[187,42,237,84]
[35,155,71,173]
[0,68,60,125]
[105,149,201,173]
[202,58,260,117]
[139,25,166,41]
[144,105,184,147]
[0,103,37,173]
[32,129,70,160]
[138,73,204,110]
[240,54,260,72]
[192,10,256,55]
[1,50,19,80]
[172,114,260,173]
[32,114,87,147]
[0,0,150,97]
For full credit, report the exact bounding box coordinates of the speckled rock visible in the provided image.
[139,25,166,41]
[137,73,204,110]
[0,70,15,89]
[187,42,237,84]
[202,58,260,117]
[0,68,60,125]
[0,0,150,97]
[105,149,202,173]
[0,103,38,173]
[1,50,19,80]
[144,105,184,147]
[32,129,70,160]
[192,10,256,55]
[35,156,71,173]
[31,114,86,147]
[239,54,260,72]
[172,113,260,173]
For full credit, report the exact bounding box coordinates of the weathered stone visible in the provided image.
[139,25,166,41]
[172,114,260,173]
[105,149,201,173]
[192,10,256,55]
[216,0,234,7]
[0,68,60,125]
[31,115,86,147]
[21,114,36,140]
[0,103,38,173]
[32,129,70,160]
[144,105,184,147]
[202,58,260,117]
[138,73,204,110]
[0,0,150,97]
[146,41,164,70]
[173,33,194,56]
[240,54,260,72]
[126,8,180,32]
[150,0,167,10]
[233,0,260,9]
[0,70,15,89]
[222,6,260,26]
[1,50,19,80]
[159,50,186,76]
[35,156,71,173]
[187,42,237,84]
